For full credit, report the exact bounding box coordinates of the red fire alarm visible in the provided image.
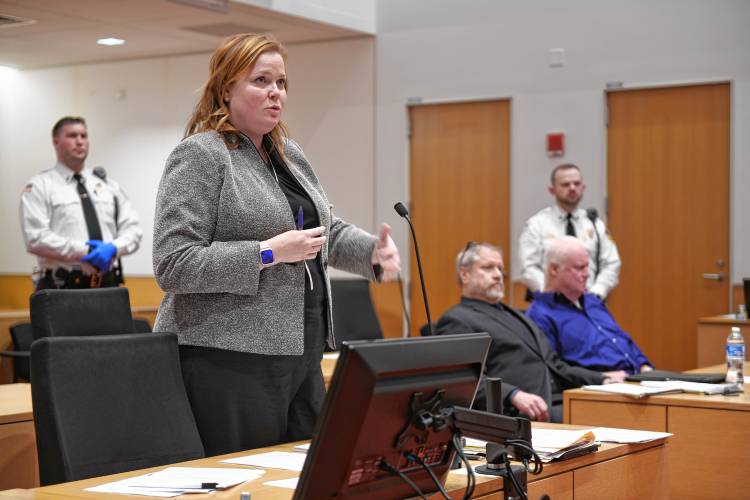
[546,132,565,157]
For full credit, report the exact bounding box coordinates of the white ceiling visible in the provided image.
[0,0,369,69]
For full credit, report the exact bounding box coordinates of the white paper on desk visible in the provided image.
[582,382,679,398]
[222,451,307,471]
[463,437,488,449]
[86,477,193,498]
[127,467,265,489]
[591,427,673,443]
[264,477,299,489]
[294,443,310,452]
[640,380,737,394]
[86,467,265,497]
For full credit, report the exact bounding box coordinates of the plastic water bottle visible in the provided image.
[725,326,745,387]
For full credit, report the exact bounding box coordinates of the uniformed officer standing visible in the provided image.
[519,163,620,299]
[19,116,142,290]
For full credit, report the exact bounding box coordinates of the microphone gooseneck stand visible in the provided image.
[393,202,433,337]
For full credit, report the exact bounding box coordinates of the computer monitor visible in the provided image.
[294,333,492,500]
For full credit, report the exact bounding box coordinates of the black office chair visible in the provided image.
[30,288,135,340]
[0,322,33,382]
[30,333,204,485]
[329,278,382,349]
[132,318,152,333]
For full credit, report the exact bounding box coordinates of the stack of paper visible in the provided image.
[463,437,488,456]
[85,467,265,497]
[582,382,682,398]
[221,451,307,472]
[531,428,598,462]
[640,380,742,395]
[591,427,672,443]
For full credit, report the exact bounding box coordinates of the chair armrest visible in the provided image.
[0,351,30,358]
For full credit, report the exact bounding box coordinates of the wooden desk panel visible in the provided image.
[567,399,666,431]
[0,384,37,490]
[574,444,668,499]
[527,471,573,500]
[668,406,750,499]
[564,367,750,500]
[4,427,667,499]
[0,421,38,490]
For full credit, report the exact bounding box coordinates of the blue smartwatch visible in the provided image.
[259,242,274,266]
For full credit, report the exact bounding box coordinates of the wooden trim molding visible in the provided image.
[0,274,163,310]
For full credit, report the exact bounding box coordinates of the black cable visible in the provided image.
[452,433,475,500]
[505,439,543,475]
[378,459,427,500]
[504,457,529,500]
[406,454,451,500]
[396,274,411,335]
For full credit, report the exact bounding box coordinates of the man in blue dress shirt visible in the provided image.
[527,236,653,375]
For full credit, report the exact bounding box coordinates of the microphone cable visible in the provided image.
[406,453,451,500]
[378,459,427,499]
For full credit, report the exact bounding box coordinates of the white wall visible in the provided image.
[0,36,375,276]
[238,0,376,33]
[375,0,750,284]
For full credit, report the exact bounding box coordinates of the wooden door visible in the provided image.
[607,83,730,370]
[408,100,511,336]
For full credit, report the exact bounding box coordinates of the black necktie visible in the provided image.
[73,173,103,241]
[565,213,576,237]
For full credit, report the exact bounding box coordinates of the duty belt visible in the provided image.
[42,268,116,289]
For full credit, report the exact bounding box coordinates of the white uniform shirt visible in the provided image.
[518,205,621,298]
[19,163,142,277]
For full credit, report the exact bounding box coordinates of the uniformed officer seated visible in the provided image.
[19,116,142,290]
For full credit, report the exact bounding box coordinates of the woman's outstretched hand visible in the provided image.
[371,223,401,281]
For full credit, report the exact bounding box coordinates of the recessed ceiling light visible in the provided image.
[97,38,125,46]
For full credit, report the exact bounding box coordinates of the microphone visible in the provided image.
[393,202,434,337]
[586,207,598,222]
[586,208,601,280]
[93,166,108,181]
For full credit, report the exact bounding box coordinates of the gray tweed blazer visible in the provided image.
[152,131,377,355]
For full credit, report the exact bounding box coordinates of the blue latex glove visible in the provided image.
[85,239,103,252]
[81,242,117,271]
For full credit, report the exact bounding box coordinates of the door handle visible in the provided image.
[702,272,724,281]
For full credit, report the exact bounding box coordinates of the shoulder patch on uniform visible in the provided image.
[22,183,33,194]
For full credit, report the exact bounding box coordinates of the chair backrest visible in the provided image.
[30,288,135,340]
[1,322,34,382]
[30,333,204,485]
[10,322,34,351]
[330,279,382,345]
[132,318,152,333]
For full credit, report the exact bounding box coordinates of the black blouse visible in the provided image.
[268,150,327,308]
